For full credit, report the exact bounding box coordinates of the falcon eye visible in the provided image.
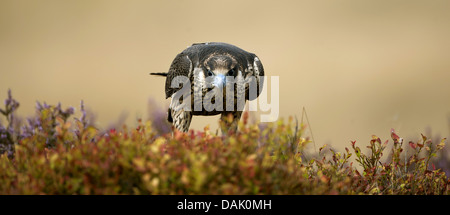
[227,68,236,76]
[207,70,214,77]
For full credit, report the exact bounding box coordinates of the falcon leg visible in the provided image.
[220,111,242,134]
[171,108,192,133]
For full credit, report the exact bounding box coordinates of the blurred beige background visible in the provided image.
[1,0,450,152]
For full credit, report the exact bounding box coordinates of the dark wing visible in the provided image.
[165,53,193,99]
[244,53,264,101]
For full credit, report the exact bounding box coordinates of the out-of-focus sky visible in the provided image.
[1,0,450,151]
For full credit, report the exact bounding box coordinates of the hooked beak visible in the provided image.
[213,74,226,88]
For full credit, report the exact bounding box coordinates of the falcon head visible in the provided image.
[202,55,241,91]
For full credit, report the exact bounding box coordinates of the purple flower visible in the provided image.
[80,100,87,119]
[147,98,171,134]
[5,89,12,106]
[36,101,43,111]
[65,107,75,115]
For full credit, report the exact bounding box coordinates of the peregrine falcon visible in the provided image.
[151,42,264,133]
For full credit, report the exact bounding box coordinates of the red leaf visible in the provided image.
[391,128,399,140]
[383,140,389,147]
[409,141,417,149]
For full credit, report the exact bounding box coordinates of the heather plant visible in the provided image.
[0,90,20,158]
[0,90,448,194]
[147,98,171,135]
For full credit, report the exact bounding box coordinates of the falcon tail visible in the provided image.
[149,72,168,77]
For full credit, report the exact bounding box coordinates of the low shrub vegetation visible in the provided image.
[0,90,448,194]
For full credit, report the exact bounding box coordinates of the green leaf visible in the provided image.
[319,144,327,153]
[437,138,446,150]
[355,147,361,158]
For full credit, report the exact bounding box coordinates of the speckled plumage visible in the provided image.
[151,42,264,132]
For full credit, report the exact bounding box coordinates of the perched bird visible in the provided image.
[151,42,264,133]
